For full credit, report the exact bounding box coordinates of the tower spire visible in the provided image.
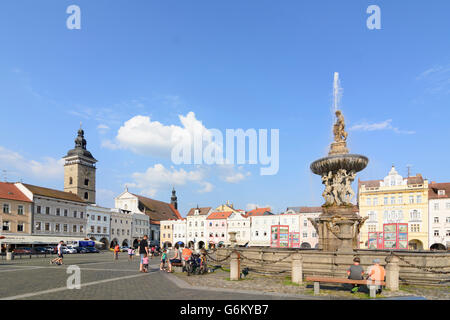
[171,187,178,210]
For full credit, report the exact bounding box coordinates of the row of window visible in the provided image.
[36,206,84,219]
[432,203,450,211]
[91,215,108,222]
[2,204,26,215]
[367,223,423,233]
[367,210,423,222]
[365,195,423,206]
[35,221,84,233]
[2,221,26,232]
[433,217,450,224]
[111,228,130,236]
[433,230,450,237]
[90,226,108,234]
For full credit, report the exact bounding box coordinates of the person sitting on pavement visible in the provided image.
[347,257,364,293]
[367,258,386,295]
[167,245,181,273]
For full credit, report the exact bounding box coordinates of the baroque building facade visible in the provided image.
[358,166,429,250]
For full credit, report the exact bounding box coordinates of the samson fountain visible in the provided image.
[309,109,369,252]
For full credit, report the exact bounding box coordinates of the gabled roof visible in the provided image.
[0,182,32,202]
[246,207,271,217]
[287,206,323,214]
[187,207,212,216]
[206,211,233,220]
[358,179,382,189]
[407,174,424,185]
[22,183,86,203]
[132,193,182,221]
[429,183,450,200]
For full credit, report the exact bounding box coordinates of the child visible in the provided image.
[128,247,134,261]
[142,254,149,273]
[160,249,167,271]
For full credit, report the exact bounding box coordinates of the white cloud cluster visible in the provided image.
[0,146,64,181]
[104,112,213,158]
[104,112,252,196]
[126,163,214,197]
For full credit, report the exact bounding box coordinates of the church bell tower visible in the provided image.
[63,125,97,204]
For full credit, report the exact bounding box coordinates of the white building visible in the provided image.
[86,205,111,248]
[249,213,277,247]
[114,188,181,246]
[131,212,150,247]
[109,208,133,248]
[186,206,212,249]
[226,212,251,246]
[428,183,450,250]
[16,183,88,239]
[172,219,187,247]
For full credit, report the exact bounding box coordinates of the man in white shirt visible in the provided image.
[51,241,64,265]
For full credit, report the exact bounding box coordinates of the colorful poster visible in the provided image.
[384,240,396,249]
[398,225,408,233]
[384,225,396,233]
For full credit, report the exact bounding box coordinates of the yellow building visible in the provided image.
[358,166,429,250]
[160,220,175,248]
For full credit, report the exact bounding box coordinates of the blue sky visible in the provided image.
[0,0,449,216]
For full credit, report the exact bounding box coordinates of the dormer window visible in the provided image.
[438,190,445,196]
[195,209,199,215]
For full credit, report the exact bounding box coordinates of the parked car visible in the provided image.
[85,247,99,253]
[45,246,57,254]
[63,246,77,254]
[73,246,88,253]
[13,247,32,254]
[33,247,48,254]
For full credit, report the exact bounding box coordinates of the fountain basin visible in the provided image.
[310,154,368,176]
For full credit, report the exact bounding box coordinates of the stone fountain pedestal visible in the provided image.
[310,206,367,252]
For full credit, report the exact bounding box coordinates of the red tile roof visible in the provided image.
[358,179,382,189]
[297,206,323,214]
[132,193,182,221]
[246,207,271,217]
[187,207,212,216]
[429,183,450,200]
[206,211,232,220]
[0,182,32,202]
[22,183,85,203]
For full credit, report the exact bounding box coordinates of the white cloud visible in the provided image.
[104,112,214,158]
[126,163,213,197]
[349,119,415,135]
[416,64,450,95]
[0,146,64,181]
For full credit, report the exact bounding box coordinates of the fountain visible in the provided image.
[309,75,368,252]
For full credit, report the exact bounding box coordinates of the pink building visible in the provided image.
[206,211,232,247]
[286,207,322,248]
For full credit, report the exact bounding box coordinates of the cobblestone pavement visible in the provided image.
[175,268,450,300]
[2,253,447,300]
[0,253,297,300]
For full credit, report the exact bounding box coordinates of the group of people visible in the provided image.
[159,245,207,274]
[347,257,386,294]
